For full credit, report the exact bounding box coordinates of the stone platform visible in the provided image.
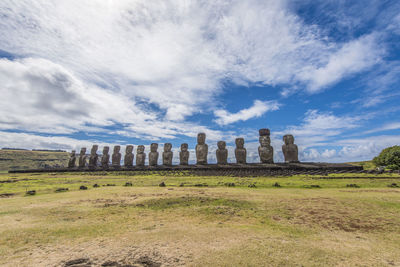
[9,162,363,176]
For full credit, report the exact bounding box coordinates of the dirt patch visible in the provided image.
[274,197,399,232]
[0,193,15,198]
[339,189,400,193]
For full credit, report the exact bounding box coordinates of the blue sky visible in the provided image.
[0,0,400,164]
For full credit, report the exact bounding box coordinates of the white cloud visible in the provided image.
[298,34,384,92]
[214,100,280,126]
[0,0,385,128]
[363,122,400,134]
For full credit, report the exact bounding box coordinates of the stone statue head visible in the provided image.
[102,146,109,155]
[259,128,270,136]
[259,135,271,147]
[90,145,98,155]
[235,138,244,148]
[113,145,120,153]
[71,150,76,156]
[137,145,145,153]
[126,145,133,154]
[164,143,172,152]
[80,147,86,155]
[217,141,226,149]
[181,143,188,151]
[150,143,158,152]
[283,134,294,145]
[197,133,206,145]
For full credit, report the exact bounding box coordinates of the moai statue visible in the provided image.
[88,145,99,168]
[101,146,110,169]
[112,145,121,167]
[68,150,76,168]
[179,143,189,165]
[235,138,246,164]
[78,147,87,168]
[195,133,208,165]
[216,141,228,165]
[149,143,159,166]
[124,145,134,167]
[163,143,173,166]
[282,134,299,163]
[136,145,146,167]
[258,128,274,164]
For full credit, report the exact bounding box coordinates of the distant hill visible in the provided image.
[0,149,69,171]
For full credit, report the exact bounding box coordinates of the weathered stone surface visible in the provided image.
[162,143,173,166]
[78,147,87,168]
[195,133,208,165]
[101,146,110,169]
[259,128,270,136]
[258,129,274,163]
[149,143,159,166]
[112,145,121,167]
[68,150,76,168]
[124,145,134,167]
[235,138,246,164]
[136,145,146,166]
[282,134,299,163]
[216,141,228,165]
[179,143,189,165]
[88,145,99,168]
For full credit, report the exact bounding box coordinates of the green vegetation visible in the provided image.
[373,145,400,170]
[0,149,69,171]
[347,160,376,170]
[0,172,400,266]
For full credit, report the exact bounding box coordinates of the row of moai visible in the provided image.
[67,129,299,168]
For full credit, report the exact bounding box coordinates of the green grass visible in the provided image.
[1,172,400,266]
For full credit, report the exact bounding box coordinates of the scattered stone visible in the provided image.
[195,183,208,187]
[64,258,91,266]
[79,185,88,190]
[346,184,360,188]
[135,256,161,267]
[93,184,100,188]
[273,182,281,187]
[26,190,36,195]
[0,193,15,198]
[179,183,185,187]
[101,261,120,266]
[55,188,69,192]
[159,182,166,187]
[248,183,256,188]
[225,182,235,187]
[388,183,399,188]
[104,184,116,187]
[124,182,133,186]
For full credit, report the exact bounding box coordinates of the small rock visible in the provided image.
[26,190,36,196]
[124,182,133,187]
[93,184,100,188]
[79,185,88,190]
[159,182,166,187]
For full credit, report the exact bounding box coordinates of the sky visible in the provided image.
[0,0,400,164]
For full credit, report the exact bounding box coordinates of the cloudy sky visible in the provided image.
[1,0,400,164]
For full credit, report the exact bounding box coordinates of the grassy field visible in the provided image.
[1,172,400,266]
[0,149,69,171]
